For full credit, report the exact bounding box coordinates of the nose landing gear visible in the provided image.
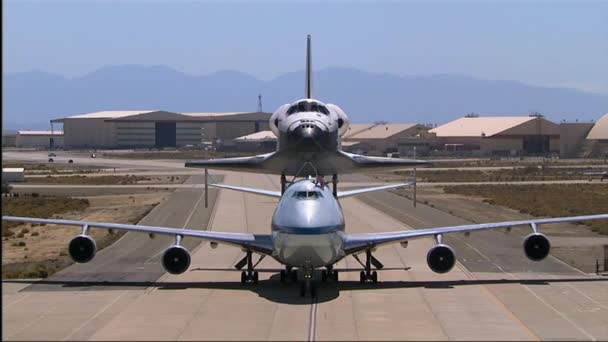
[299,262,316,297]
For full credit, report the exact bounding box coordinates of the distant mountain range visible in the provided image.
[3,65,607,129]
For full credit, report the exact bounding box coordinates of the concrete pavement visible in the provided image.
[3,171,608,340]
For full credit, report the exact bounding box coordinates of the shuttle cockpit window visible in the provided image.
[287,101,329,115]
[297,101,307,113]
[294,191,323,200]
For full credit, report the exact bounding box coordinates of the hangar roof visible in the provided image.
[346,124,417,140]
[342,124,375,138]
[185,112,249,117]
[53,111,271,122]
[17,130,64,136]
[430,116,539,137]
[64,111,157,119]
[235,130,276,141]
[587,113,608,140]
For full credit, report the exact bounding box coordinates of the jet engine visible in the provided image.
[426,244,456,273]
[523,233,551,261]
[162,245,191,275]
[68,235,97,263]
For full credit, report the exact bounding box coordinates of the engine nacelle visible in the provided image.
[68,235,97,263]
[523,233,551,261]
[426,244,456,274]
[162,245,191,275]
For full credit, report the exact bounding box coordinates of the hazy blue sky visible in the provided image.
[4,0,608,93]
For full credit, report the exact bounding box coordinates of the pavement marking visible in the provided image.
[452,234,492,261]
[361,193,430,227]
[5,292,83,339]
[521,283,597,341]
[542,272,608,312]
[143,183,210,264]
[2,293,31,309]
[62,290,129,341]
[496,267,597,341]
[307,297,318,342]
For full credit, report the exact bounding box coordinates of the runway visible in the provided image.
[3,171,608,340]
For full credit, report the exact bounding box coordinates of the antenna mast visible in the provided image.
[257,94,263,112]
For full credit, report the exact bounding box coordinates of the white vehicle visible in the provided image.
[186,36,429,194]
[4,178,607,297]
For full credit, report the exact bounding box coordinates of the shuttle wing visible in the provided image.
[343,214,608,254]
[185,150,429,176]
[336,151,430,171]
[185,152,278,173]
[1,216,275,255]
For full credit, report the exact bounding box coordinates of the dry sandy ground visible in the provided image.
[2,193,166,265]
[24,175,188,185]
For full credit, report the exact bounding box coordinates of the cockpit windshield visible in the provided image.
[294,191,323,200]
[286,101,330,115]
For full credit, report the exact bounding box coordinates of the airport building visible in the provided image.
[2,130,17,147]
[15,130,64,148]
[51,110,271,149]
[234,130,277,152]
[341,123,430,156]
[429,115,560,156]
[583,113,608,158]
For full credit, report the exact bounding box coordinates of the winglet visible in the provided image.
[305,34,313,99]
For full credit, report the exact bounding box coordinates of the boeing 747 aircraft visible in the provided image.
[185,35,430,194]
[4,178,607,296]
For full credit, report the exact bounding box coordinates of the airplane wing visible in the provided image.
[1,216,274,255]
[209,183,282,198]
[343,214,608,254]
[207,182,412,199]
[337,182,413,198]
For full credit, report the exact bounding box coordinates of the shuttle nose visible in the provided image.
[288,123,329,146]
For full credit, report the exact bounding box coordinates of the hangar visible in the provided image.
[16,131,64,148]
[583,113,608,157]
[429,115,560,156]
[51,110,271,149]
[234,130,277,152]
[341,123,430,155]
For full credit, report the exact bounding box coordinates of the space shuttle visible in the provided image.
[186,35,429,191]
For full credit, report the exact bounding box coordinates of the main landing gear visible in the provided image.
[236,250,260,284]
[280,174,287,195]
[332,174,338,198]
[354,249,384,283]
[321,267,339,282]
[279,267,298,283]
